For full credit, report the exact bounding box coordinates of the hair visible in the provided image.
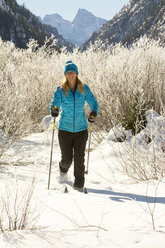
[61,76,84,95]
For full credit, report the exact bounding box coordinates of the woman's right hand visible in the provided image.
[51,106,59,117]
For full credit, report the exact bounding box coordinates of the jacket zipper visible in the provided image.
[73,92,75,132]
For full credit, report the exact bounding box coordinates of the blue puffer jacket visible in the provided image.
[50,84,99,133]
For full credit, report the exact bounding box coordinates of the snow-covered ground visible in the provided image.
[0,111,165,248]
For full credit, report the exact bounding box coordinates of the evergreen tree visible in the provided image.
[122,90,152,135]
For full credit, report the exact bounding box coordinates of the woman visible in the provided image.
[50,61,99,189]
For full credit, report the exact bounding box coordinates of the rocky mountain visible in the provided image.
[42,9,107,46]
[0,0,74,50]
[81,0,165,50]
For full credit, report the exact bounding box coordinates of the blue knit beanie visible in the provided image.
[64,61,78,75]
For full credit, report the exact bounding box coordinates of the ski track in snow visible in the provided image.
[0,119,165,248]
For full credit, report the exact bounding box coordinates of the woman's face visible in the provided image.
[66,71,77,84]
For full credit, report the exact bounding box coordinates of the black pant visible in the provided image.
[58,129,88,187]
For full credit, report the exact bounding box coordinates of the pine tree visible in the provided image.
[122,90,152,135]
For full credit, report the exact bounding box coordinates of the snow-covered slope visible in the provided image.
[42,9,107,46]
[0,110,165,247]
[0,0,9,11]
[43,13,72,33]
[82,0,165,50]
[0,0,4,8]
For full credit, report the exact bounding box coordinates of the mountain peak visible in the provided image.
[77,8,92,15]
[73,8,96,24]
[72,8,106,27]
[43,13,66,25]
[45,13,63,21]
[42,9,107,46]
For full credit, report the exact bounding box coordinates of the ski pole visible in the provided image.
[48,106,57,190]
[85,123,92,174]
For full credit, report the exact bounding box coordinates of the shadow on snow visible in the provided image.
[87,188,165,204]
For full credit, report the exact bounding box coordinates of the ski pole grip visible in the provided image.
[52,106,57,130]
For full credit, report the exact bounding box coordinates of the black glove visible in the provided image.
[88,111,97,123]
[51,106,59,117]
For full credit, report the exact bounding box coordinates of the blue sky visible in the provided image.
[16,0,130,21]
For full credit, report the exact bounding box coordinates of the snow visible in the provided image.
[105,109,165,151]
[0,111,165,247]
[0,0,4,7]
[0,0,10,12]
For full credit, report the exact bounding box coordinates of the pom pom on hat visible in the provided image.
[64,61,78,75]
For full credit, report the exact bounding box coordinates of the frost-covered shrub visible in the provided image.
[93,37,165,133]
[108,110,165,182]
[0,178,39,232]
[0,36,165,146]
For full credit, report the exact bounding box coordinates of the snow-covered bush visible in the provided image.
[107,110,165,182]
[92,37,165,133]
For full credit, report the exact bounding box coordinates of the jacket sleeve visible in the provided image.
[84,84,99,115]
[49,86,61,114]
